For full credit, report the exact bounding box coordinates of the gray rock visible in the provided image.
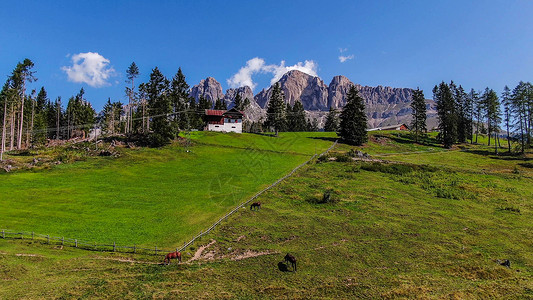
[190,77,224,102]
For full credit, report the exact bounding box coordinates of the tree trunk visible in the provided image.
[1,99,8,160]
[29,97,34,147]
[56,102,60,140]
[506,111,511,153]
[10,109,15,151]
[17,81,25,149]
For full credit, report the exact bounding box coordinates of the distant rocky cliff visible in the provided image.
[190,71,437,128]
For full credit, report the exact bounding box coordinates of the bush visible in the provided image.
[335,154,351,162]
[307,189,339,204]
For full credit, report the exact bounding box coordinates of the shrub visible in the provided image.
[335,154,351,162]
[307,189,339,204]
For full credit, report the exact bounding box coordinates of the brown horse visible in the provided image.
[285,253,296,271]
[163,251,182,265]
[250,202,261,210]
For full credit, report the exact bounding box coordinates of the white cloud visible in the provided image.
[62,52,115,87]
[226,57,266,90]
[338,55,354,63]
[338,47,355,63]
[227,58,318,90]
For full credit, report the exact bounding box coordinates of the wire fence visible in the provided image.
[0,140,338,256]
[0,229,177,256]
[176,140,338,253]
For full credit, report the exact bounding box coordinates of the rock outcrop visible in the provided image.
[224,86,265,121]
[190,77,224,102]
[254,70,328,110]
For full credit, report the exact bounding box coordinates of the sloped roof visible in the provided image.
[205,109,225,116]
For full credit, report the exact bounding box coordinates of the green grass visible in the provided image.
[1,131,532,298]
[0,132,336,248]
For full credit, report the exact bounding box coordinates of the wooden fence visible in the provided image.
[176,140,338,252]
[0,230,176,256]
[1,140,338,256]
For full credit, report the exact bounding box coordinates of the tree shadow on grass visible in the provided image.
[464,149,531,161]
[307,136,338,142]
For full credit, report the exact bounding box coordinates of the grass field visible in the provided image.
[0,132,335,247]
[1,131,532,298]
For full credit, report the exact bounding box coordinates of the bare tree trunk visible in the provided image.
[10,108,15,151]
[17,81,25,149]
[1,99,8,160]
[142,101,145,134]
[28,97,34,147]
[56,102,60,140]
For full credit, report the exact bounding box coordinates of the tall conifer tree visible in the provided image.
[264,83,287,136]
[339,86,367,145]
[410,88,426,143]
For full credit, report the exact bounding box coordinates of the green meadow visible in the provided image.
[0,132,335,248]
[0,131,532,298]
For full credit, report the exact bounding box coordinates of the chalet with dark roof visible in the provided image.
[204,108,244,133]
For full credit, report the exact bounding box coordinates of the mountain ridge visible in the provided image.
[190,70,437,128]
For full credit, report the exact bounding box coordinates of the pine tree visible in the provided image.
[32,87,49,145]
[483,88,501,153]
[214,99,227,110]
[501,86,513,152]
[234,93,243,110]
[10,59,36,149]
[339,86,367,145]
[0,80,16,160]
[169,67,190,131]
[102,99,123,135]
[324,106,340,132]
[434,82,457,148]
[410,88,426,143]
[287,101,307,132]
[147,67,173,146]
[470,89,482,144]
[454,85,470,143]
[125,62,139,134]
[264,83,287,136]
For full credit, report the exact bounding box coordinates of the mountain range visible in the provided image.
[189,70,437,129]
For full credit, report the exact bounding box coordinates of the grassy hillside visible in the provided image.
[1,131,532,298]
[0,132,335,247]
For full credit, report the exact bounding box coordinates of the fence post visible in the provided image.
[61,237,64,245]
[75,239,78,248]
[113,241,116,252]
[20,232,23,239]
[133,244,136,254]
[47,235,50,244]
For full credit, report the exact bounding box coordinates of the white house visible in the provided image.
[204,108,244,133]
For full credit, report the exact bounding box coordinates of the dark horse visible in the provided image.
[250,202,261,210]
[163,251,182,265]
[285,253,297,271]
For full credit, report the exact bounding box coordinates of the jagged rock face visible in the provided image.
[189,72,437,129]
[190,77,224,102]
[224,86,254,107]
[224,86,265,121]
[328,75,354,109]
[254,70,328,110]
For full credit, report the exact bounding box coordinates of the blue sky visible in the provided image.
[1,0,532,110]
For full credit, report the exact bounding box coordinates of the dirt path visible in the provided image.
[189,240,216,262]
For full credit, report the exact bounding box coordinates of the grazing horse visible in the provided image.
[163,251,182,265]
[284,253,297,271]
[250,202,261,210]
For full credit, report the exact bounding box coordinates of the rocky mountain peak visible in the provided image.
[255,69,328,110]
[190,77,224,102]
